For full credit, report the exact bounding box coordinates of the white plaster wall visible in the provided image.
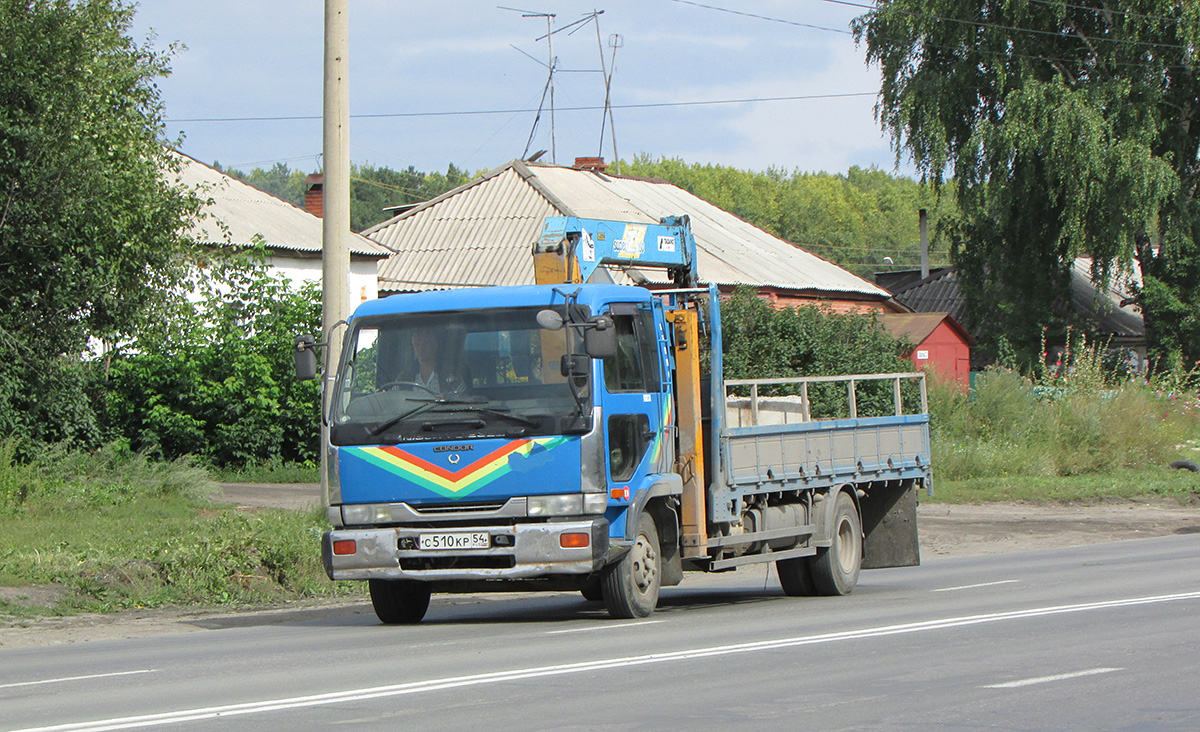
[268,254,380,307]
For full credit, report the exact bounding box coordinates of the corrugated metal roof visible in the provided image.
[1070,258,1144,338]
[370,160,891,298]
[172,152,389,258]
[889,268,966,322]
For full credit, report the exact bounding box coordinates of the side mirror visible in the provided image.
[560,354,589,379]
[584,315,617,359]
[294,334,318,381]
[536,309,565,331]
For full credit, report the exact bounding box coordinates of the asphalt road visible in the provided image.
[3,535,1200,732]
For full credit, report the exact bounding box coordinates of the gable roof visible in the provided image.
[883,268,966,322]
[365,160,892,299]
[172,152,389,258]
[877,262,1144,341]
[880,312,975,346]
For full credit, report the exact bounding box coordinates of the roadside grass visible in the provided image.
[209,459,319,484]
[0,443,358,619]
[931,468,1200,504]
[927,366,1200,504]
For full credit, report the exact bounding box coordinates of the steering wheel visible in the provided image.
[380,380,439,396]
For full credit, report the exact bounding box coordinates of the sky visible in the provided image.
[129,0,914,179]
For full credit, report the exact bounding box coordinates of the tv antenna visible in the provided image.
[599,32,622,174]
[501,7,558,163]
[504,8,619,169]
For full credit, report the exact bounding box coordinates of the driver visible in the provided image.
[404,328,466,394]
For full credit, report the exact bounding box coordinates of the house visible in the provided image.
[877,260,1146,372]
[173,152,391,305]
[879,312,974,389]
[364,158,901,312]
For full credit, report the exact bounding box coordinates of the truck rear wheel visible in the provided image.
[602,512,661,619]
[811,491,862,596]
[368,579,432,624]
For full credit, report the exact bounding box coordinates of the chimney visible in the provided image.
[573,156,608,173]
[305,173,324,218]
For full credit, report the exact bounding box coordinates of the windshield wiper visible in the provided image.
[368,395,489,436]
[432,406,539,429]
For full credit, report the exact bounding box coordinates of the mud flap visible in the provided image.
[860,479,920,569]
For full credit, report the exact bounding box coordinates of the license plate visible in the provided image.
[418,532,490,550]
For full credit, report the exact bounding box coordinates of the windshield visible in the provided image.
[330,306,590,445]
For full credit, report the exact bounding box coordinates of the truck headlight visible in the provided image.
[527,493,608,516]
[528,494,582,516]
[583,493,607,514]
[341,503,392,525]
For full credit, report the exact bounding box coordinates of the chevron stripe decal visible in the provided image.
[342,437,570,499]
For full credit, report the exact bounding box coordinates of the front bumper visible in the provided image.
[322,518,610,582]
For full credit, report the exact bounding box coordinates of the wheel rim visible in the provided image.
[836,516,858,574]
[630,533,658,594]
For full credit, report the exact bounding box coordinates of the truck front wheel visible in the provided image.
[602,512,661,619]
[369,579,432,624]
[810,491,862,596]
[776,555,817,596]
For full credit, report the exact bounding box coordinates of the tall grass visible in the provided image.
[930,354,1200,485]
[0,441,355,615]
[0,439,217,513]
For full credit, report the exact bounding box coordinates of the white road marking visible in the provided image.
[0,670,154,691]
[984,667,1123,689]
[547,620,665,635]
[10,590,1200,732]
[932,580,1020,593]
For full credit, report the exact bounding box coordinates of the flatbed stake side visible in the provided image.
[297,215,930,622]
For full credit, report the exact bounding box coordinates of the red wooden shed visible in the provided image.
[880,312,974,389]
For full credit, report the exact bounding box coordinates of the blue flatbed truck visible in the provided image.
[297,216,930,622]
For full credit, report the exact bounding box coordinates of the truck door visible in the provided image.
[599,302,671,538]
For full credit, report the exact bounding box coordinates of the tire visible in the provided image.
[810,491,862,596]
[602,512,661,619]
[368,579,432,624]
[776,555,818,596]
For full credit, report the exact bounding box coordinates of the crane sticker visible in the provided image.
[614,224,647,258]
[580,229,596,262]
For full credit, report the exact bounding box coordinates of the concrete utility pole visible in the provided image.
[322,0,351,504]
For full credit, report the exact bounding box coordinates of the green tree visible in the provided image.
[225,161,471,233]
[218,161,308,208]
[0,0,199,449]
[103,256,322,466]
[854,0,1199,366]
[719,287,912,416]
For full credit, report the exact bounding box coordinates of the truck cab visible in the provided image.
[322,283,678,620]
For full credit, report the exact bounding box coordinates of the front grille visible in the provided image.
[409,500,508,515]
[400,555,517,571]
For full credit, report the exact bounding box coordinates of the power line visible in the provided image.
[676,0,1193,53]
[672,0,852,35]
[167,92,878,124]
[825,0,1190,50]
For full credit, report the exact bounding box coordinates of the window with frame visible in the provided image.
[602,309,658,393]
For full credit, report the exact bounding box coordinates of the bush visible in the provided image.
[719,286,915,416]
[102,256,322,467]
